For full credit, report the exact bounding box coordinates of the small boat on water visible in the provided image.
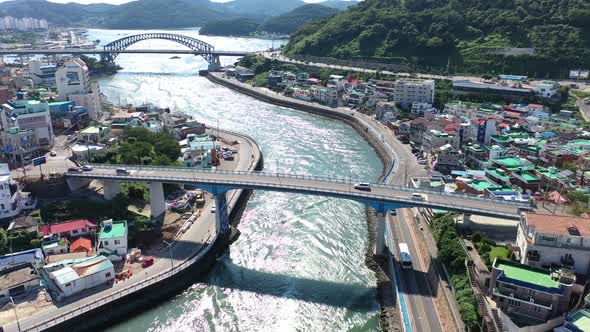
[170,56,181,59]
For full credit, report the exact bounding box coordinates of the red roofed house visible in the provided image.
[39,219,98,239]
[517,213,590,274]
[70,237,93,256]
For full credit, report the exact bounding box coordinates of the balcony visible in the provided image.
[492,288,553,310]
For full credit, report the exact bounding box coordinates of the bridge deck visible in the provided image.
[0,49,249,56]
[66,165,525,220]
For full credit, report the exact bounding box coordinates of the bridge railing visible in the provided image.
[78,163,525,209]
[23,232,215,332]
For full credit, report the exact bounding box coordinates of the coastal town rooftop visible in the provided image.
[493,258,561,290]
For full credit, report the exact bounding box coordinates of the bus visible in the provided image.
[398,243,413,270]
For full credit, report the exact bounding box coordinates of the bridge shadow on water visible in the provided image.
[201,259,379,312]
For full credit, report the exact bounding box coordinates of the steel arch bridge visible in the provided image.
[101,33,218,64]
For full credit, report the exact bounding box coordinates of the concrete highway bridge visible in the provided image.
[0,32,251,70]
[66,164,527,254]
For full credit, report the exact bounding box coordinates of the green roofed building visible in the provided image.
[98,220,127,262]
[491,156,533,171]
[490,258,575,325]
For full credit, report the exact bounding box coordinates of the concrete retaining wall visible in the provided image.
[37,133,263,332]
[206,73,393,173]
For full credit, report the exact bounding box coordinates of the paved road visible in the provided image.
[261,51,587,87]
[3,130,259,332]
[388,209,443,332]
[64,164,523,220]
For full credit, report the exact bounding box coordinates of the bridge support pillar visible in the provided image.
[375,212,386,256]
[150,182,166,219]
[103,180,121,200]
[214,192,230,235]
[208,55,221,71]
[66,178,92,193]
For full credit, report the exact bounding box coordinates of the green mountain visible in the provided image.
[259,4,338,34]
[219,0,304,18]
[199,18,260,36]
[0,0,102,26]
[99,0,225,29]
[285,0,590,77]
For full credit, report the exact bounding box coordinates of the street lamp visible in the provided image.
[162,240,174,270]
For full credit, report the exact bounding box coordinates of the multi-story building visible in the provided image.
[77,125,111,144]
[1,127,37,162]
[310,85,337,105]
[28,60,57,85]
[376,101,397,119]
[69,81,101,120]
[533,80,560,98]
[98,220,128,262]
[55,58,90,101]
[490,258,575,325]
[433,146,462,174]
[422,129,460,151]
[393,79,435,109]
[1,99,54,146]
[470,118,497,145]
[517,214,590,275]
[0,164,36,219]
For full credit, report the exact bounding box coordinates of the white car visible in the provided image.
[210,204,216,213]
[353,183,371,191]
[418,159,427,165]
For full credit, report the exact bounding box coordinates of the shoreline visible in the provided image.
[12,130,263,332]
[205,72,402,330]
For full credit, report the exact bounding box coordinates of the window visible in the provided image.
[0,204,4,210]
[528,289,536,296]
[104,241,109,246]
[105,272,111,278]
[533,306,541,313]
[72,230,78,234]
[65,282,71,287]
[114,240,120,245]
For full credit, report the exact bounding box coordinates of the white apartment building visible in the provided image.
[393,79,435,108]
[28,60,57,85]
[1,99,54,146]
[533,80,560,98]
[517,213,590,275]
[55,59,101,120]
[422,129,460,151]
[0,164,36,218]
[310,86,337,105]
[98,220,128,262]
[55,58,90,101]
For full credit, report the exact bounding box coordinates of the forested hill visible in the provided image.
[200,4,339,36]
[260,4,338,34]
[285,0,590,77]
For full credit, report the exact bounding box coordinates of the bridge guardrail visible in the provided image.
[83,163,525,208]
[25,233,215,332]
[66,170,520,218]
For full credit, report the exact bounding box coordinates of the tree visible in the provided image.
[0,228,8,255]
[154,137,180,162]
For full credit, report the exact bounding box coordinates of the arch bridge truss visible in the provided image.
[101,33,217,64]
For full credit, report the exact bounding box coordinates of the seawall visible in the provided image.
[206,73,401,331]
[31,132,263,332]
[206,73,393,174]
